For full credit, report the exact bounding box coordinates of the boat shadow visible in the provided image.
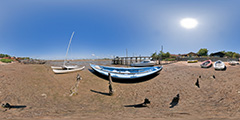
[88,69,160,84]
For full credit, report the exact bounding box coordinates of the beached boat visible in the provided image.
[51,32,84,73]
[200,60,212,68]
[130,60,156,67]
[187,60,198,63]
[213,60,226,70]
[51,65,78,70]
[90,64,163,79]
[228,61,239,65]
[53,66,85,74]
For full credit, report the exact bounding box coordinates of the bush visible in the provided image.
[0,59,13,63]
[163,58,176,61]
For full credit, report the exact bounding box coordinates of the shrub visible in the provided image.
[0,59,13,63]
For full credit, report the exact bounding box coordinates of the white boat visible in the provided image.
[90,64,162,79]
[228,61,239,65]
[51,32,85,73]
[53,66,85,74]
[51,65,78,70]
[130,60,156,67]
[214,60,226,70]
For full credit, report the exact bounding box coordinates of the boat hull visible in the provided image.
[90,64,162,79]
[213,60,226,70]
[200,60,212,68]
[53,66,85,74]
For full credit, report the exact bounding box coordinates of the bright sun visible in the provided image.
[180,18,198,29]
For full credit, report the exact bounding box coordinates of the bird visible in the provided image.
[195,78,200,88]
[212,75,215,79]
[199,75,201,78]
[143,98,151,104]
[2,103,11,109]
[170,94,180,108]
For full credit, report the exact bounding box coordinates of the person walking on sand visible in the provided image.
[108,72,114,96]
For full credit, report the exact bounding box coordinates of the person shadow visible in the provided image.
[90,89,111,96]
[169,94,180,108]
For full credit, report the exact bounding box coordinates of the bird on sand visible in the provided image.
[2,103,11,109]
[195,78,200,88]
[199,75,201,78]
[170,94,180,108]
[212,75,215,79]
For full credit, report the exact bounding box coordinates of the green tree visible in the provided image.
[197,48,208,56]
[233,53,240,58]
[151,52,159,60]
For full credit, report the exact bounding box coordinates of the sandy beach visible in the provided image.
[1,61,240,120]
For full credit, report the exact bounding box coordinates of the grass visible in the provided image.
[163,58,176,61]
[0,59,13,63]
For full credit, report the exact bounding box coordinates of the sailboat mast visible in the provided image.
[64,31,75,66]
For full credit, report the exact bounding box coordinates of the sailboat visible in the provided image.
[51,32,85,74]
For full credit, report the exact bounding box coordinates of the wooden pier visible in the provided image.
[112,56,154,65]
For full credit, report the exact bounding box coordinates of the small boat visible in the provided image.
[51,32,84,73]
[53,66,85,74]
[213,60,226,70]
[130,60,156,67]
[90,64,163,79]
[187,60,198,63]
[51,65,79,70]
[200,60,212,68]
[228,61,239,65]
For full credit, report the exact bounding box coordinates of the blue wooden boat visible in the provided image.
[90,64,163,79]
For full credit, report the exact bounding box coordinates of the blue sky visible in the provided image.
[1,0,240,59]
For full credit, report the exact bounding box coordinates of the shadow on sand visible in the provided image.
[88,69,160,84]
[124,103,148,108]
[90,89,111,96]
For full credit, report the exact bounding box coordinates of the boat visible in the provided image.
[51,32,85,73]
[90,64,163,79]
[51,65,78,70]
[53,66,85,74]
[187,60,198,63]
[228,61,239,65]
[213,60,226,70]
[200,60,212,68]
[130,60,156,67]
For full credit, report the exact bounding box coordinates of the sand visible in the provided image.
[0,61,240,120]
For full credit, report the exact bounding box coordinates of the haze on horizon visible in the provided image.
[1,0,240,60]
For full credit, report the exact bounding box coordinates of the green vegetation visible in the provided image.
[151,51,176,60]
[0,59,13,63]
[0,54,10,58]
[197,48,208,56]
[221,51,240,58]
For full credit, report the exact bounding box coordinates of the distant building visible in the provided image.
[180,52,199,58]
[210,52,225,57]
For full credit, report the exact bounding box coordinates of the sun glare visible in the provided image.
[180,18,198,29]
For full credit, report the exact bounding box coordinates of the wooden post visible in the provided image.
[108,72,113,96]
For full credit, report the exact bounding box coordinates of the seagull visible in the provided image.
[195,78,200,88]
[2,103,11,109]
[212,75,215,79]
[170,94,180,106]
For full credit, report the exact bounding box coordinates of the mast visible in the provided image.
[63,31,75,66]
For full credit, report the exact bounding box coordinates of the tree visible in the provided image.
[233,53,240,58]
[151,52,159,60]
[197,48,208,56]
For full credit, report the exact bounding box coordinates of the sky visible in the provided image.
[1,0,240,60]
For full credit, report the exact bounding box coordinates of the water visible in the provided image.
[47,60,112,69]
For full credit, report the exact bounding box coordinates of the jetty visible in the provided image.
[112,56,155,65]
